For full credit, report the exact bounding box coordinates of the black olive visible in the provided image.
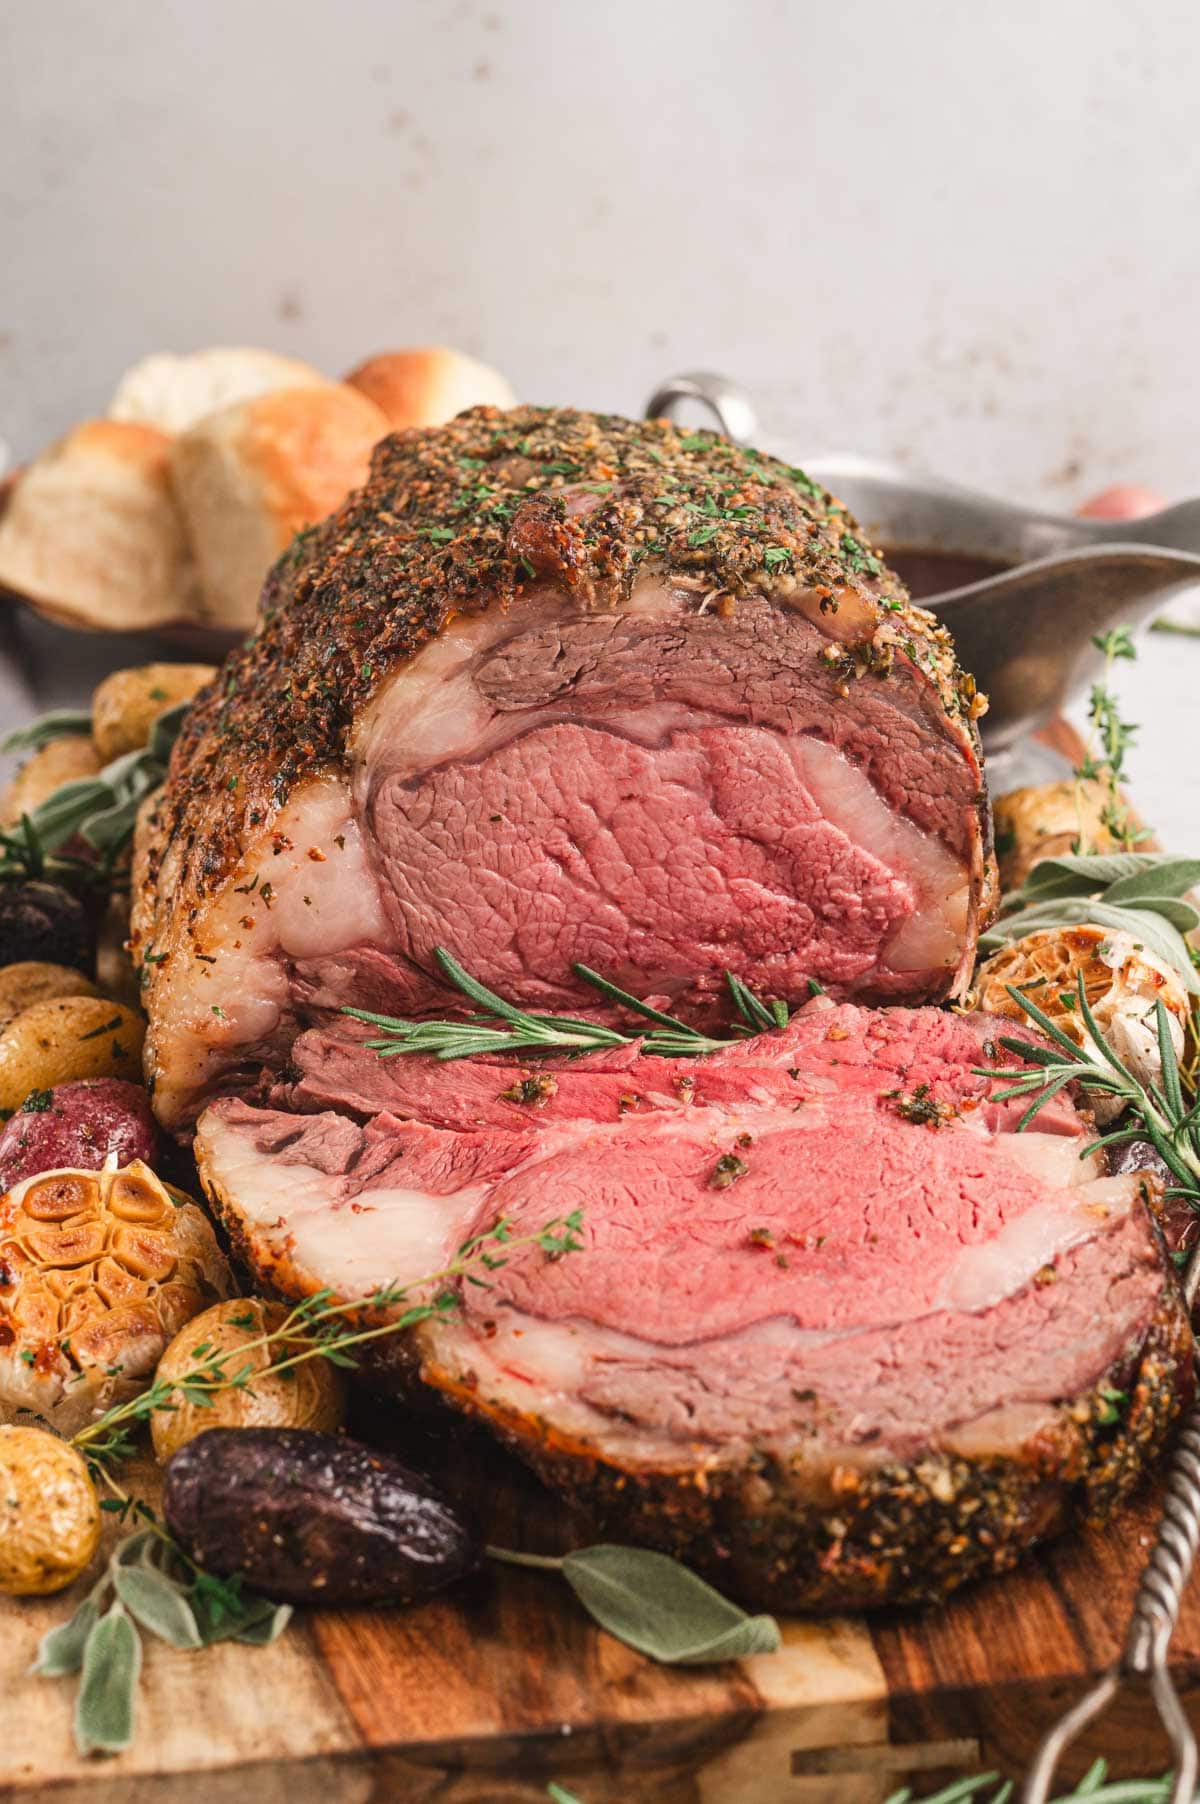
[0,881,96,975]
[162,1427,481,1606]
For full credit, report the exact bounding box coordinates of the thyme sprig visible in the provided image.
[979,977,1200,1212]
[71,1208,585,1476]
[344,948,789,1062]
[1073,625,1145,852]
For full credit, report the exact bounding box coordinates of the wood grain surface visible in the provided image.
[3,1399,1197,1804]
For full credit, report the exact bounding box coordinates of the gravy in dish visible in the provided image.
[883,547,1012,599]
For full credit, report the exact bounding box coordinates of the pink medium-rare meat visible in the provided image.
[194,1002,1191,1610]
[132,408,994,1130]
[270,998,1084,1136]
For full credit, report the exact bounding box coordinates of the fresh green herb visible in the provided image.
[35,1508,288,1757]
[1096,1383,1128,1426]
[487,1543,779,1665]
[1072,624,1144,852]
[884,1758,1186,1802]
[78,1014,124,1041]
[979,977,1200,1213]
[344,949,793,1063]
[0,702,189,895]
[71,1210,587,1475]
[838,532,883,576]
[20,1089,54,1113]
[883,1083,958,1128]
[1,711,93,754]
[980,851,1200,992]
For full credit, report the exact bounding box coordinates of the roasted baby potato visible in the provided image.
[150,1297,346,1462]
[992,778,1146,892]
[0,883,96,977]
[163,1428,480,1605]
[0,1077,158,1190]
[0,961,100,1031]
[0,997,145,1116]
[0,1426,100,1595]
[91,663,214,763]
[0,735,101,827]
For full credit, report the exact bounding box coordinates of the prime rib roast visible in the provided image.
[133,406,1191,1610]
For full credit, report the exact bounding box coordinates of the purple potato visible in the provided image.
[0,1079,158,1190]
[163,1428,481,1606]
[0,883,96,977]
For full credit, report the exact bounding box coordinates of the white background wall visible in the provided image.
[2,0,1198,836]
[4,0,1199,499]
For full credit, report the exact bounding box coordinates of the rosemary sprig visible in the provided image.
[884,1759,1190,1802]
[978,977,1200,1212]
[343,947,789,1062]
[71,1207,585,1475]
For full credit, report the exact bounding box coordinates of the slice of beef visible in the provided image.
[133,407,994,1131]
[194,1002,1192,1612]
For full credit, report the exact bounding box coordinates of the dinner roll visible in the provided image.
[168,384,389,629]
[109,347,327,434]
[344,347,515,429]
[0,421,198,631]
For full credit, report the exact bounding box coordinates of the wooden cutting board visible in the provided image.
[2,719,1193,1804]
[2,1416,1197,1804]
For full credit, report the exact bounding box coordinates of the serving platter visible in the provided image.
[3,1409,1196,1804]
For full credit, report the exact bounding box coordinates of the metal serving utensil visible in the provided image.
[1021,1249,1200,1802]
[645,374,1200,753]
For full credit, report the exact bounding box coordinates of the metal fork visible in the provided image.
[1021,1259,1200,1803]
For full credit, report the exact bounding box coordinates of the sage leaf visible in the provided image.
[30,1598,99,1677]
[74,1603,141,1756]
[26,779,111,854]
[560,1545,781,1665]
[1102,857,1200,904]
[547,1786,585,1804]
[1123,895,1200,934]
[0,710,93,754]
[1016,852,1156,898]
[232,1600,292,1646]
[113,1565,203,1649]
[148,701,191,764]
[81,797,140,854]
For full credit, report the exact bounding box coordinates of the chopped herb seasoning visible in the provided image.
[883,1083,959,1129]
[20,1089,54,1113]
[79,1015,124,1042]
[1096,1383,1128,1426]
[709,1153,749,1189]
[498,1073,559,1108]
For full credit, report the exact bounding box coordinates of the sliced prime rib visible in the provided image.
[193,1000,1191,1612]
[132,407,994,1132]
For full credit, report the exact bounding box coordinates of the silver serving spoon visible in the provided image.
[646,375,1200,752]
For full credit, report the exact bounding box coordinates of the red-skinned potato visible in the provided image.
[0,1078,158,1190]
